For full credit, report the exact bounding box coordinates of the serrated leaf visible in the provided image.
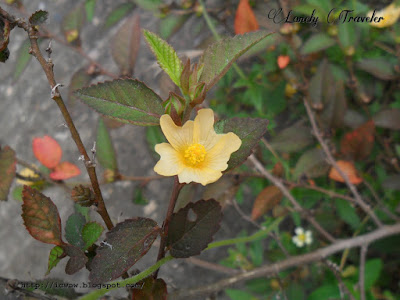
[167,199,222,258]
[63,244,88,275]
[373,109,400,130]
[61,4,85,44]
[356,58,396,80]
[85,0,97,22]
[215,117,268,171]
[300,33,335,55]
[269,125,313,153]
[82,222,104,250]
[132,277,167,300]
[22,186,63,245]
[68,67,93,107]
[96,118,117,171]
[104,3,135,28]
[251,186,283,221]
[50,162,81,180]
[199,30,272,91]
[340,120,375,160]
[65,213,86,249]
[328,160,363,185]
[234,0,259,35]
[32,136,62,169]
[143,30,183,87]
[0,146,16,201]
[75,79,164,126]
[89,218,160,283]
[46,246,65,275]
[293,148,330,180]
[13,39,33,81]
[29,10,48,26]
[111,14,140,76]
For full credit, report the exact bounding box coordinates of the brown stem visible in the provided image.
[154,176,184,277]
[359,245,368,300]
[169,223,400,299]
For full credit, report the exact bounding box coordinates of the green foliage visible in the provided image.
[96,118,118,171]
[29,10,49,26]
[13,39,33,81]
[65,213,86,249]
[300,33,336,55]
[46,246,65,275]
[104,3,135,28]
[82,222,104,250]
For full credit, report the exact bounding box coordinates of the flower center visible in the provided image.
[298,233,306,242]
[184,143,206,166]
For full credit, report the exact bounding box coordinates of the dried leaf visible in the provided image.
[373,109,400,130]
[340,120,375,160]
[111,14,140,76]
[96,118,118,171]
[32,136,62,169]
[22,186,63,245]
[132,277,167,300]
[63,244,88,275]
[328,160,363,185]
[234,0,259,34]
[50,162,81,180]
[167,199,222,258]
[46,246,66,275]
[277,55,290,69]
[251,186,283,220]
[89,218,160,283]
[0,146,16,201]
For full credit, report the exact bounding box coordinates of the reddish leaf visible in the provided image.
[132,277,167,300]
[340,120,375,160]
[277,55,290,69]
[50,162,81,180]
[22,186,63,245]
[329,160,363,185]
[251,186,283,220]
[234,0,259,34]
[63,244,88,275]
[32,136,62,169]
[0,146,16,201]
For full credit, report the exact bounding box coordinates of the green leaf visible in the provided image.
[13,39,33,81]
[0,146,16,201]
[104,3,135,28]
[111,14,140,76]
[96,118,118,171]
[199,30,273,91]
[22,186,63,245]
[89,218,160,284]
[75,78,164,126]
[167,199,222,258]
[12,185,23,202]
[68,67,93,106]
[159,14,189,40]
[225,289,258,300]
[373,109,400,130]
[29,10,49,26]
[356,58,396,80]
[146,125,166,157]
[269,125,313,154]
[85,0,97,22]
[338,21,356,49]
[61,4,85,44]
[133,0,161,10]
[65,213,86,249]
[364,259,383,290]
[215,117,269,171]
[335,198,360,230]
[308,284,340,300]
[46,246,65,275]
[300,33,336,55]
[143,29,183,87]
[133,187,148,205]
[82,222,104,250]
[293,148,330,179]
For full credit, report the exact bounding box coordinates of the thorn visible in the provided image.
[58,123,68,128]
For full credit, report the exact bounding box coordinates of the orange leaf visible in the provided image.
[50,162,81,180]
[234,0,259,35]
[340,120,375,160]
[251,186,283,220]
[32,136,62,169]
[329,160,363,185]
[277,55,290,69]
[22,186,63,245]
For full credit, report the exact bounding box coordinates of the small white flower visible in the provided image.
[292,227,312,247]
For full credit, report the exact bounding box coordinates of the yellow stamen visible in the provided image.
[184,143,206,166]
[298,233,306,242]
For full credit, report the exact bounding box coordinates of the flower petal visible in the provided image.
[193,109,218,150]
[154,143,183,176]
[160,114,194,151]
[178,166,222,186]
[295,227,304,235]
[205,132,242,171]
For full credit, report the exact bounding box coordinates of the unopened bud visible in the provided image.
[71,185,95,207]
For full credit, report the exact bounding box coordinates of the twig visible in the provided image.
[359,245,368,300]
[186,257,240,275]
[303,99,383,228]
[324,260,355,300]
[249,154,336,243]
[168,223,400,299]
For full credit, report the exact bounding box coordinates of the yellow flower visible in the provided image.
[367,3,400,28]
[16,167,39,186]
[154,109,242,186]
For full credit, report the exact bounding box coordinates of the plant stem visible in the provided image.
[154,176,184,277]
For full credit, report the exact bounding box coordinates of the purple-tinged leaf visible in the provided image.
[293,148,330,180]
[63,244,88,275]
[0,146,16,201]
[132,277,167,300]
[356,58,396,80]
[167,199,222,258]
[89,218,160,283]
[269,125,313,154]
[373,109,400,130]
